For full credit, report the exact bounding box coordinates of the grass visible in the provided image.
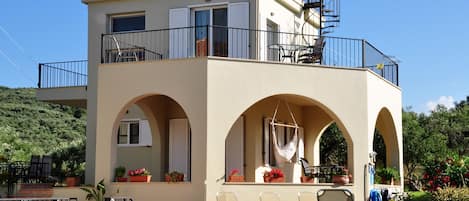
[406,191,432,201]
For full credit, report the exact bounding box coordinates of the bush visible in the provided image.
[376,167,400,184]
[432,187,469,201]
[422,155,469,190]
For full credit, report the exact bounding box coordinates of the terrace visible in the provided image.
[37,25,398,89]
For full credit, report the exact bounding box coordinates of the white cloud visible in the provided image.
[426,96,455,112]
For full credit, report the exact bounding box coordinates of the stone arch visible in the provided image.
[110,93,191,182]
[372,107,399,169]
[224,94,354,182]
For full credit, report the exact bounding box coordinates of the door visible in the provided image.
[225,116,244,179]
[169,119,190,181]
[193,7,228,57]
[267,20,279,61]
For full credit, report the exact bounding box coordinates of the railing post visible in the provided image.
[101,34,104,63]
[206,25,209,57]
[396,64,399,86]
[361,39,366,68]
[38,63,42,88]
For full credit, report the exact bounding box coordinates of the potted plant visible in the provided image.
[301,175,315,183]
[263,168,284,183]
[128,168,151,182]
[80,179,105,201]
[114,166,127,182]
[63,161,85,187]
[332,166,350,185]
[227,169,245,182]
[376,167,399,185]
[165,171,185,182]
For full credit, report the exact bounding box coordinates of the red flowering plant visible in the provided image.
[264,168,284,179]
[128,168,151,177]
[229,169,240,177]
[422,156,469,191]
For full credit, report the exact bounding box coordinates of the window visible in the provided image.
[110,13,145,33]
[193,7,228,57]
[118,120,140,145]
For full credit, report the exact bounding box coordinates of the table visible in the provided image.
[267,44,308,63]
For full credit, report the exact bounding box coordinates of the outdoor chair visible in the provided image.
[259,192,280,201]
[298,191,315,201]
[317,189,354,201]
[216,192,238,201]
[299,158,315,177]
[27,155,41,182]
[40,155,52,182]
[298,36,325,64]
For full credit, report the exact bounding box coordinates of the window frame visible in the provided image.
[108,12,146,34]
[117,119,143,147]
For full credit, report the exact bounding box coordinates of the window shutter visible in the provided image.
[169,119,190,180]
[139,120,152,146]
[169,8,190,59]
[228,2,249,59]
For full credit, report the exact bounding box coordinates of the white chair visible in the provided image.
[317,189,353,201]
[216,192,238,201]
[298,191,315,201]
[259,192,281,201]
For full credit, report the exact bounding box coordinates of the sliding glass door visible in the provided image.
[193,7,228,57]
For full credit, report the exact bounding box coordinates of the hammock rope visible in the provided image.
[270,101,299,164]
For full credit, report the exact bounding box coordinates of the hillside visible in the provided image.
[0,86,86,162]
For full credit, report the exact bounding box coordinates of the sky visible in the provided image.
[0,0,468,113]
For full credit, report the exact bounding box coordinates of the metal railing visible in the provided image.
[0,198,75,201]
[101,25,398,85]
[38,60,87,88]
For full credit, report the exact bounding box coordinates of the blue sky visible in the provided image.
[0,1,468,113]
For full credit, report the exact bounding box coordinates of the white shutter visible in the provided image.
[139,120,152,146]
[296,127,304,161]
[228,2,249,59]
[226,116,244,177]
[169,8,191,59]
[169,118,190,181]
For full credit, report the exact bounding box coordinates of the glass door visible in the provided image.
[195,10,210,57]
[193,7,228,57]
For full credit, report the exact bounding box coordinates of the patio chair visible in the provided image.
[27,155,41,182]
[299,158,314,177]
[298,36,325,64]
[259,192,280,201]
[298,191,315,201]
[216,192,238,201]
[317,189,354,201]
[40,155,52,182]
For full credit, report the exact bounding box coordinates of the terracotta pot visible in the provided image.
[65,176,80,187]
[165,174,184,182]
[129,175,151,183]
[264,176,284,183]
[228,175,245,182]
[116,177,128,182]
[301,176,315,183]
[332,175,349,185]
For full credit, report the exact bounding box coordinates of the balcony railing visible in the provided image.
[101,25,398,85]
[38,60,87,88]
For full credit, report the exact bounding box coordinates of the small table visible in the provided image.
[268,44,307,63]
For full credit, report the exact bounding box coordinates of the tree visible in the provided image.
[320,123,347,165]
[402,109,447,180]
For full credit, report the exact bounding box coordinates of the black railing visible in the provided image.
[101,25,398,86]
[38,60,87,88]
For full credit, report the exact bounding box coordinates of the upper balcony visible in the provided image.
[37,25,398,105]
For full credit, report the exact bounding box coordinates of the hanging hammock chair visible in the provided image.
[270,101,299,164]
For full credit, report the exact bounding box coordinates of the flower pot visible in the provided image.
[264,176,284,183]
[129,175,151,183]
[228,175,245,182]
[332,175,349,185]
[301,176,315,183]
[116,177,128,182]
[65,176,80,187]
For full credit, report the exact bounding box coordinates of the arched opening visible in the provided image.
[111,94,191,182]
[373,108,400,185]
[320,122,348,165]
[224,94,353,184]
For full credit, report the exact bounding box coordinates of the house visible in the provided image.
[36,0,402,200]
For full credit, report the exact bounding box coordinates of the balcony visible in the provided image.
[36,25,398,91]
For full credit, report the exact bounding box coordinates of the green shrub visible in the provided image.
[432,187,469,201]
[376,167,400,184]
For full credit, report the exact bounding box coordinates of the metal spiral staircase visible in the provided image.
[303,0,340,35]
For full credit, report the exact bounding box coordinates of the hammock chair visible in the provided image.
[270,101,299,164]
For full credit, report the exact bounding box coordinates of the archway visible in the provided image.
[373,107,400,184]
[224,94,353,183]
[111,94,191,182]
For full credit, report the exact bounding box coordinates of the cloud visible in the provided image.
[426,96,455,112]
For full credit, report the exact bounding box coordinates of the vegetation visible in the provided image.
[404,191,432,201]
[80,179,106,201]
[0,87,86,181]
